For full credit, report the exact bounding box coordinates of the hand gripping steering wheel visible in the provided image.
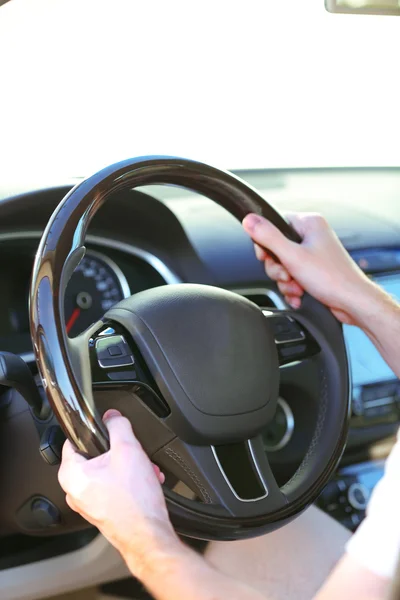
[29,157,350,541]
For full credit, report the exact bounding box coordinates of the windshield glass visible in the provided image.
[0,0,398,180]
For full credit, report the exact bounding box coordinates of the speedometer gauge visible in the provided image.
[64,250,130,337]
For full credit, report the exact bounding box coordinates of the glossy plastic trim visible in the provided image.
[0,230,181,367]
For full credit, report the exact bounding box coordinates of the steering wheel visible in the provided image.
[29,156,350,541]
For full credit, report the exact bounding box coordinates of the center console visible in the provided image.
[316,460,385,531]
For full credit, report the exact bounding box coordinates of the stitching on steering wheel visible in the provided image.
[164,447,213,504]
[281,370,328,493]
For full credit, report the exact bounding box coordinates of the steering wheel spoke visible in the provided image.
[155,436,286,517]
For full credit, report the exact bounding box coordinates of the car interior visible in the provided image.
[0,1,399,599]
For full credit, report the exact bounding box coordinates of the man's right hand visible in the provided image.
[242,212,376,326]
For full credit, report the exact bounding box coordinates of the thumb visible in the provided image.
[103,409,138,449]
[242,214,297,263]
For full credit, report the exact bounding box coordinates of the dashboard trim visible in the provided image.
[0,230,182,285]
[232,287,287,310]
[86,234,182,285]
[0,230,182,363]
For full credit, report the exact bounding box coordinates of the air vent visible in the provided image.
[234,288,286,310]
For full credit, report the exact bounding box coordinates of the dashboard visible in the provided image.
[0,167,400,546]
[0,236,170,356]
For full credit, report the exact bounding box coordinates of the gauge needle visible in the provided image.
[66,307,81,334]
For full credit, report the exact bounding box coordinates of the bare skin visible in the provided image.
[242,212,400,376]
[58,212,400,600]
[59,412,266,600]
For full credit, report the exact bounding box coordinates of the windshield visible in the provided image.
[0,0,398,180]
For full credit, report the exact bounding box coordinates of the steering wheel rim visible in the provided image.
[29,156,350,540]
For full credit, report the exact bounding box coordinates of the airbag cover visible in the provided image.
[106,285,279,442]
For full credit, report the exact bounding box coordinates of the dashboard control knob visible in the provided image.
[31,497,61,528]
[0,351,51,420]
[317,481,342,513]
[40,426,66,466]
[347,482,369,510]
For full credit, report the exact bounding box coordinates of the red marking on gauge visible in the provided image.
[66,307,81,333]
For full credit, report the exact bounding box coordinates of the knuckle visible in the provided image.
[264,262,277,280]
[65,494,77,511]
[57,466,68,490]
[119,416,133,430]
[277,267,289,282]
[253,217,274,238]
[111,415,133,435]
[116,439,136,454]
[277,283,288,296]
[271,264,284,279]
[307,213,328,228]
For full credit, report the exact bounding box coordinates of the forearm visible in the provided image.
[350,279,400,379]
[314,280,400,600]
[313,281,400,600]
[123,538,267,600]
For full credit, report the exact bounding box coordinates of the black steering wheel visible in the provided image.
[29,156,350,541]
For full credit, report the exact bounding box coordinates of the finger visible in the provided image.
[264,257,290,283]
[285,295,302,310]
[153,463,166,484]
[61,439,87,467]
[254,243,269,261]
[283,212,327,238]
[103,410,137,448]
[103,408,122,420]
[243,214,298,264]
[65,494,77,512]
[277,279,304,297]
[282,211,302,229]
[59,440,87,492]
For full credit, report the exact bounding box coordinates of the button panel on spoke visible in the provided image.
[95,335,134,368]
[89,324,170,418]
[263,311,320,365]
[268,315,306,344]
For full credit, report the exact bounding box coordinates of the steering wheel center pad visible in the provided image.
[106,284,279,444]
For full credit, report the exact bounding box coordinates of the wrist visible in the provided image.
[342,278,396,332]
[125,534,210,599]
[119,522,185,581]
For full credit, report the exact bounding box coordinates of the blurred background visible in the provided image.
[0,0,398,181]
